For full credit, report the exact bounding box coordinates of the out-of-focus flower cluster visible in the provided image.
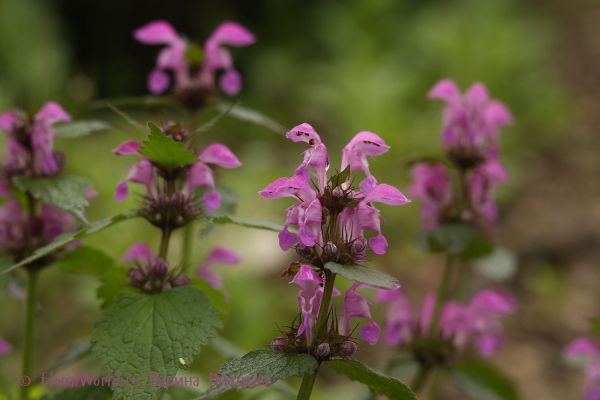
[410,80,512,233]
[376,288,515,364]
[134,21,254,110]
[564,338,600,400]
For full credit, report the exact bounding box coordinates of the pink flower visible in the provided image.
[0,336,11,357]
[339,282,380,345]
[409,163,453,229]
[564,338,600,400]
[341,131,390,194]
[196,246,241,290]
[0,102,71,176]
[429,79,512,158]
[466,157,508,228]
[134,20,255,96]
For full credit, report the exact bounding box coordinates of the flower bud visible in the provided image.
[271,337,288,352]
[316,342,330,357]
[156,193,169,210]
[128,267,144,288]
[152,259,168,280]
[162,283,172,290]
[171,191,186,209]
[338,341,357,357]
[351,237,367,254]
[143,281,153,292]
[324,241,337,257]
[332,187,344,199]
[346,191,355,201]
[171,274,191,287]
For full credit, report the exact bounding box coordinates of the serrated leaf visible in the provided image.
[97,266,137,307]
[56,120,112,138]
[216,101,286,134]
[0,211,141,276]
[56,245,115,275]
[326,360,416,400]
[324,262,398,290]
[40,384,112,400]
[92,287,223,400]
[417,224,477,255]
[210,215,287,233]
[451,359,518,400]
[330,165,351,187]
[138,122,198,171]
[13,175,93,223]
[194,350,318,399]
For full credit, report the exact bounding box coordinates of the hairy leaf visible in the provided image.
[0,211,141,276]
[138,122,198,170]
[217,101,286,134]
[324,262,399,290]
[326,360,416,400]
[13,175,93,223]
[451,359,518,400]
[92,287,222,400]
[56,120,111,138]
[56,245,115,275]
[194,350,318,399]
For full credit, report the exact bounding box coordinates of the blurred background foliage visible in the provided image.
[0,0,593,398]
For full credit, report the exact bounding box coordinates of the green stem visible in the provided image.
[411,365,432,394]
[313,270,336,341]
[430,254,454,335]
[296,367,320,400]
[181,223,194,267]
[159,226,172,260]
[21,268,40,400]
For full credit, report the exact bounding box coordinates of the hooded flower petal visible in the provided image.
[31,102,72,174]
[363,184,410,206]
[409,163,452,229]
[133,20,181,44]
[197,246,241,289]
[183,162,221,212]
[286,123,322,145]
[428,79,461,102]
[339,282,380,345]
[0,110,22,133]
[341,131,390,194]
[115,161,157,202]
[204,22,255,71]
[113,141,141,155]
[122,242,157,264]
[199,144,241,168]
[564,338,600,361]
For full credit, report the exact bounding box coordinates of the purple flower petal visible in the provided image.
[122,242,157,264]
[133,20,181,44]
[35,102,72,124]
[199,143,241,168]
[428,79,460,102]
[339,282,380,345]
[197,246,241,289]
[286,123,322,145]
[148,69,171,94]
[219,68,242,95]
[112,141,141,155]
[564,338,600,360]
[363,184,410,206]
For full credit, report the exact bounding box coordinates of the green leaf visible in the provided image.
[138,122,198,171]
[324,262,398,290]
[92,286,223,400]
[40,384,112,400]
[0,211,141,276]
[330,165,351,187]
[13,175,93,223]
[326,360,416,400]
[194,350,318,399]
[56,246,115,275]
[210,215,287,233]
[459,236,494,261]
[216,101,287,135]
[56,120,111,138]
[451,359,518,400]
[97,266,137,308]
[418,223,477,255]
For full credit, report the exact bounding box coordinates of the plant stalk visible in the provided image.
[296,367,320,400]
[159,226,172,260]
[313,269,336,341]
[21,268,40,400]
[429,254,454,335]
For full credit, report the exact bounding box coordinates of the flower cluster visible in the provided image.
[124,243,190,293]
[0,102,71,178]
[375,288,515,364]
[261,123,409,355]
[260,123,410,263]
[563,338,600,400]
[134,20,255,110]
[0,103,84,265]
[410,80,512,232]
[113,126,241,229]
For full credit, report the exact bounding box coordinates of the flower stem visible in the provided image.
[313,269,336,341]
[296,367,320,400]
[411,365,432,394]
[429,254,454,335]
[21,268,40,400]
[159,226,172,260]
